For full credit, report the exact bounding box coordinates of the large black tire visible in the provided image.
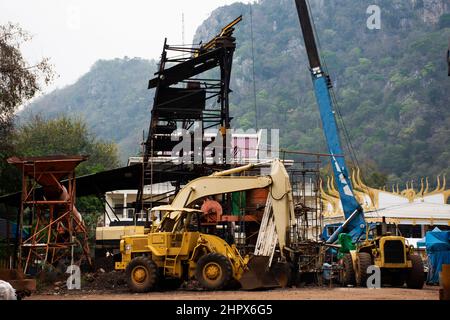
[357,252,373,287]
[406,254,424,289]
[341,253,356,286]
[195,253,232,290]
[126,256,158,293]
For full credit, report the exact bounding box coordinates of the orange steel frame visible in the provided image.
[16,159,90,274]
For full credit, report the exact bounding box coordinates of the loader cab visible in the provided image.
[179,210,202,232]
[374,222,398,237]
[367,218,400,240]
[152,206,204,233]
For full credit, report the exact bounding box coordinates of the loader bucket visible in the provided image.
[239,255,280,290]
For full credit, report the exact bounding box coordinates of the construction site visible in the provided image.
[0,0,449,301]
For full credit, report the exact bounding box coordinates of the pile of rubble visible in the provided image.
[82,269,127,291]
[35,267,219,295]
[37,269,128,295]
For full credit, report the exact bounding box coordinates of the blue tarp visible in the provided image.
[425,227,450,284]
[0,218,28,240]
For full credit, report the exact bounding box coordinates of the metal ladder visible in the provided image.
[163,256,179,276]
[163,234,183,275]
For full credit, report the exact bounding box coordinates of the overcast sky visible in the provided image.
[0,0,252,93]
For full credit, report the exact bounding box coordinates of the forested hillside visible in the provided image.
[23,0,450,184]
[194,0,450,183]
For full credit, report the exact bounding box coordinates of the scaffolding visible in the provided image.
[7,155,91,274]
[281,152,322,242]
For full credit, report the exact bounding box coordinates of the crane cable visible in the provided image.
[250,3,258,131]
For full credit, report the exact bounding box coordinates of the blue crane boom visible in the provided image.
[294,0,366,243]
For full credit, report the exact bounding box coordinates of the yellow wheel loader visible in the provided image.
[339,221,424,289]
[116,208,249,292]
[115,159,300,292]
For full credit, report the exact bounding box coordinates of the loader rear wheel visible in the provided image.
[406,255,424,289]
[196,253,232,290]
[341,253,356,286]
[357,252,373,287]
[126,256,158,293]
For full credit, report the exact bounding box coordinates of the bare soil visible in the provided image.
[28,270,440,300]
[30,283,439,300]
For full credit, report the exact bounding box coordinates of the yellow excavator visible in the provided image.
[114,159,299,292]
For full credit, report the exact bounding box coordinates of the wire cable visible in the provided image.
[249,3,258,131]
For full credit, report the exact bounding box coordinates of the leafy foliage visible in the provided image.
[0,23,54,133]
[13,114,119,176]
[0,22,54,195]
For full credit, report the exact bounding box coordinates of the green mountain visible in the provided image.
[195,0,450,183]
[22,0,450,184]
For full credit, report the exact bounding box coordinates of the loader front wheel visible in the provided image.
[406,254,424,289]
[341,253,356,286]
[126,256,158,293]
[356,252,373,287]
[196,253,232,290]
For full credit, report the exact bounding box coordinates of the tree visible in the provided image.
[13,114,120,175]
[0,22,54,194]
[0,22,54,140]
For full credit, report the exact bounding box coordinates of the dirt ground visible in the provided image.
[29,286,439,300]
[26,270,440,300]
